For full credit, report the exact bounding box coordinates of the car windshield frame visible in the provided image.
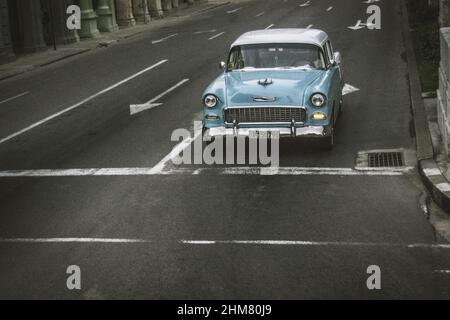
[226,43,327,72]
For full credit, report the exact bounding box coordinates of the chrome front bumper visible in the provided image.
[204,126,330,139]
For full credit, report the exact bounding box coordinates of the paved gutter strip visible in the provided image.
[400,0,433,160]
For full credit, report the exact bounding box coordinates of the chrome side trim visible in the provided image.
[253,97,277,102]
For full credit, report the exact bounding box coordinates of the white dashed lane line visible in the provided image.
[152,34,178,44]
[181,240,450,250]
[0,238,145,243]
[0,91,29,105]
[299,1,311,7]
[193,29,217,35]
[434,270,450,274]
[0,238,448,251]
[208,32,225,40]
[226,7,242,14]
[255,12,265,17]
[265,24,275,30]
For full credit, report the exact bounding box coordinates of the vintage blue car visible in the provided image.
[202,28,343,148]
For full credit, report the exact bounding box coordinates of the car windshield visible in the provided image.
[227,43,326,71]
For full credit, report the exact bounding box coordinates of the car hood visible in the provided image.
[225,69,323,106]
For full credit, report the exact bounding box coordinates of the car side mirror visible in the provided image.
[219,61,226,71]
[332,52,342,66]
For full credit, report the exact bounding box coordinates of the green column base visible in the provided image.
[148,0,164,18]
[161,0,172,11]
[79,10,101,38]
[97,7,115,32]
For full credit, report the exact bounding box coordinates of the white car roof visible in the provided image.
[231,28,329,48]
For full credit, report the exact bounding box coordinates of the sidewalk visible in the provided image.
[0,0,230,81]
[400,0,450,215]
[421,97,450,212]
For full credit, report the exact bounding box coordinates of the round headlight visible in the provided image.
[311,93,326,108]
[204,95,218,108]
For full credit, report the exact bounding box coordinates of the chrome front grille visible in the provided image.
[224,107,306,124]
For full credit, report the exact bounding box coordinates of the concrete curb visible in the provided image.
[0,48,92,81]
[401,0,450,213]
[0,66,34,82]
[38,48,92,67]
[419,160,450,212]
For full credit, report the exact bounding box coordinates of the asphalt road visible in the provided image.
[0,0,449,299]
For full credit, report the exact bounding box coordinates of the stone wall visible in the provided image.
[0,0,15,63]
[438,27,450,157]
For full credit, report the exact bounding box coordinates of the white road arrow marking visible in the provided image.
[299,1,311,7]
[129,103,163,115]
[152,33,178,44]
[348,20,366,30]
[130,79,190,115]
[342,84,360,96]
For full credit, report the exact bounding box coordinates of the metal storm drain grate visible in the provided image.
[368,152,404,168]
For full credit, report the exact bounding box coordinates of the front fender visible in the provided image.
[203,74,227,128]
[303,69,340,126]
[202,74,227,104]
